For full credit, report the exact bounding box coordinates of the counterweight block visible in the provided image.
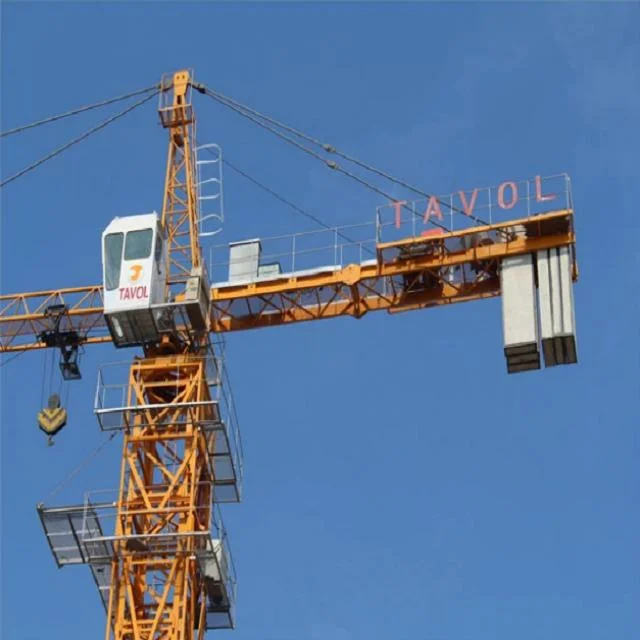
[500,249,578,374]
[536,247,578,367]
[500,254,541,374]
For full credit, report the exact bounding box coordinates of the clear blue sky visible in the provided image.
[1,2,639,639]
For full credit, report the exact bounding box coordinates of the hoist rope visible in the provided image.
[0,89,160,188]
[0,84,159,138]
[40,349,51,408]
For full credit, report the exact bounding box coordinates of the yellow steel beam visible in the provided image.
[212,214,574,301]
[104,356,212,640]
[0,210,576,352]
[211,278,502,332]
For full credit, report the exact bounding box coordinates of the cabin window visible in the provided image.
[124,228,154,261]
[104,233,124,291]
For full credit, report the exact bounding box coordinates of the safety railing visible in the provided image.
[37,493,237,626]
[206,174,572,292]
[208,221,378,287]
[74,490,232,556]
[93,355,223,430]
[93,352,243,503]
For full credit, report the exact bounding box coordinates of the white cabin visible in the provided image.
[101,213,167,347]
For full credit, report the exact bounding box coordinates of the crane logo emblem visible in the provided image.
[129,264,143,283]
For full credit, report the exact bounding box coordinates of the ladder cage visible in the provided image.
[195,142,225,238]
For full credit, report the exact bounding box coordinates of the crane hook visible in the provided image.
[37,393,68,445]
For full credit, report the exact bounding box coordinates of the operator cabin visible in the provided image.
[101,213,167,348]
[102,212,211,349]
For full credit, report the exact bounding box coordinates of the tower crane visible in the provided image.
[0,69,579,640]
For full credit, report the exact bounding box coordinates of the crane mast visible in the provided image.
[103,69,235,640]
[102,70,215,640]
[1,67,580,640]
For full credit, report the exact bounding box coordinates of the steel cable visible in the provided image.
[220,154,374,255]
[200,84,513,238]
[201,86,498,222]
[0,89,160,188]
[202,87,450,232]
[45,431,118,501]
[0,84,158,138]
[0,350,27,368]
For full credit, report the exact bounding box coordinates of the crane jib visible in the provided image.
[1,208,576,353]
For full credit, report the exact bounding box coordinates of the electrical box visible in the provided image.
[183,265,211,332]
[257,262,282,280]
[228,239,261,283]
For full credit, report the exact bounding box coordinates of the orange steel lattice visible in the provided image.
[158,69,202,286]
[99,70,226,640]
[104,356,227,640]
[0,209,576,351]
[209,210,576,331]
[0,285,108,351]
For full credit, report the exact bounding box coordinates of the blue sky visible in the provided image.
[1,2,639,639]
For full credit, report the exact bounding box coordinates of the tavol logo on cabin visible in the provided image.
[119,286,149,301]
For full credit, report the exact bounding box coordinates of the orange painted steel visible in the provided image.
[0,210,576,352]
[0,285,106,351]
[211,210,575,332]
[105,356,212,640]
[1,209,576,352]
[159,69,201,286]
[104,71,216,640]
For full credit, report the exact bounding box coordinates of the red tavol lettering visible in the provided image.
[535,175,556,203]
[423,196,443,224]
[498,181,518,209]
[119,286,149,301]
[458,189,478,217]
[393,200,407,229]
